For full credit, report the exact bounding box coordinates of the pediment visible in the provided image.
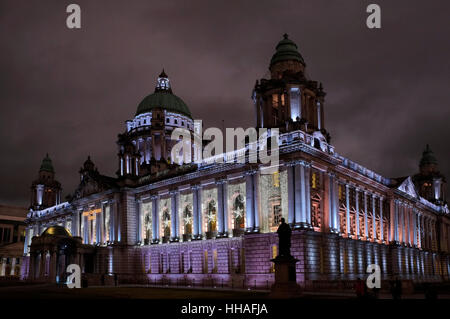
[72,173,113,199]
[397,176,419,198]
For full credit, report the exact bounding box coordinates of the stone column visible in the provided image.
[412,208,417,247]
[379,197,384,241]
[406,204,411,245]
[287,164,295,226]
[253,171,260,232]
[10,258,16,276]
[216,180,225,237]
[29,253,36,280]
[73,211,80,237]
[151,195,159,243]
[97,206,103,244]
[355,188,360,238]
[136,199,142,244]
[39,251,46,278]
[304,162,312,226]
[417,212,422,248]
[372,194,377,241]
[299,163,307,227]
[192,186,199,239]
[222,181,229,236]
[23,228,30,255]
[345,184,351,236]
[192,185,202,239]
[245,170,255,232]
[327,172,339,233]
[398,202,404,243]
[170,190,179,242]
[115,195,121,243]
[394,200,400,242]
[363,191,368,239]
[49,250,57,283]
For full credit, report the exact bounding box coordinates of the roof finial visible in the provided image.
[156,69,171,92]
[159,68,168,78]
[283,33,288,39]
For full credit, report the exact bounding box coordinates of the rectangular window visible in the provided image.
[270,245,277,272]
[212,249,218,273]
[272,94,279,108]
[290,87,301,121]
[104,204,110,243]
[141,201,152,244]
[203,250,208,274]
[311,172,317,189]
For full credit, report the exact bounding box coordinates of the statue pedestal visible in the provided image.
[270,255,302,298]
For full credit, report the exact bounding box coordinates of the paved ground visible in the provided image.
[1,283,450,299]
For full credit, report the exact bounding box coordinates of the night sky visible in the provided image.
[1,0,449,207]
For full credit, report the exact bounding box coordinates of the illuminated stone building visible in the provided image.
[21,35,450,288]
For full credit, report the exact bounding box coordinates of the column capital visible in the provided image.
[215,178,227,185]
[169,189,179,196]
[244,168,259,176]
[327,170,336,178]
[150,194,159,201]
[285,160,299,167]
[298,159,311,167]
[191,184,202,191]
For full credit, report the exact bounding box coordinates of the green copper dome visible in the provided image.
[135,70,192,118]
[270,34,305,66]
[42,225,72,237]
[39,153,54,173]
[136,91,192,118]
[420,144,438,167]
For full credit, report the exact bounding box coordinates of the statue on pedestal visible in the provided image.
[277,218,292,257]
[270,217,301,297]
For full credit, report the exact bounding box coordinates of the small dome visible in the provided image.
[39,153,54,173]
[270,34,305,67]
[420,144,438,167]
[42,225,72,237]
[136,91,192,118]
[135,70,192,118]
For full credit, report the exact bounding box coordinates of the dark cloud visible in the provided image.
[1,0,449,207]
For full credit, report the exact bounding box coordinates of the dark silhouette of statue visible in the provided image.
[277,218,292,257]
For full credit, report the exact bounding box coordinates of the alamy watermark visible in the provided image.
[66,264,81,288]
[170,120,280,174]
[366,264,381,288]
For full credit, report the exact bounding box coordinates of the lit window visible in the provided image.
[312,172,317,189]
[272,94,279,108]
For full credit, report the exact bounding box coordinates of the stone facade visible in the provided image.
[21,34,450,289]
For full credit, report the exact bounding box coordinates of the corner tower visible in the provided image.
[252,34,330,142]
[118,70,194,178]
[30,154,62,209]
[413,144,446,204]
